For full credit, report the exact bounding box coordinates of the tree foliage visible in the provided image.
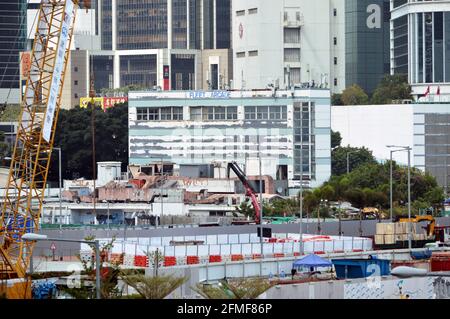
[49,103,128,181]
[307,161,445,216]
[121,272,188,299]
[331,94,343,106]
[331,130,342,149]
[194,279,273,299]
[341,84,369,105]
[61,236,122,299]
[371,74,413,104]
[332,146,377,176]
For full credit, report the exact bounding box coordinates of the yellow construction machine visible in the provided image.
[0,0,87,299]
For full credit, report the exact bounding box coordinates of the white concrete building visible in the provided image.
[232,0,345,93]
[332,102,450,193]
[331,104,414,165]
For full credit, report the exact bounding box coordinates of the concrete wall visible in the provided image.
[260,276,437,299]
[331,104,414,165]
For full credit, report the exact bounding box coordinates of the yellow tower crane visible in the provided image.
[0,0,85,298]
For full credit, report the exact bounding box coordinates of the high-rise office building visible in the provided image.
[0,0,27,104]
[391,0,450,99]
[345,0,390,95]
[92,0,232,92]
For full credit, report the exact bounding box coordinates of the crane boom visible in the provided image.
[0,0,78,284]
[227,161,261,224]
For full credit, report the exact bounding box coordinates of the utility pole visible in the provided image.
[299,148,304,255]
[90,74,96,220]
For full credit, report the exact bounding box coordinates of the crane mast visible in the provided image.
[0,0,78,284]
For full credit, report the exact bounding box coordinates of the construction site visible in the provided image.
[1,0,450,301]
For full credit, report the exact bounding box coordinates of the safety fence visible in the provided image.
[80,234,373,268]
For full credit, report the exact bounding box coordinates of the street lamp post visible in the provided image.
[346,151,357,174]
[299,149,304,255]
[387,145,412,250]
[22,233,101,299]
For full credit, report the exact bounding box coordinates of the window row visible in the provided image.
[190,106,238,121]
[137,107,183,121]
[245,106,287,120]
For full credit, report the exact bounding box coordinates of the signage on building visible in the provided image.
[43,0,74,142]
[187,91,230,99]
[21,52,31,77]
[79,96,127,111]
[163,65,170,91]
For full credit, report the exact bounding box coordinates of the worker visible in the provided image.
[291,268,297,280]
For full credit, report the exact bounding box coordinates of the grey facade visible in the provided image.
[90,0,232,93]
[0,0,27,103]
[414,104,450,195]
[345,0,390,94]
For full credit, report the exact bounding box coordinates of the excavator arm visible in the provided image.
[398,215,435,238]
[227,161,261,224]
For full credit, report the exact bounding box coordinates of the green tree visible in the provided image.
[331,130,342,149]
[331,93,343,106]
[49,103,128,181]
[331,146,377,176]
[194,278,273,299]
[236,201,254,218]
[371,74,413,104]
[121,272,188,299]
[341,84,369,105]
[61,236,122,299]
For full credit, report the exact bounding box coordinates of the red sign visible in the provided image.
[163,65,170,91]
[50,243,56,251]
[103,96,128,111]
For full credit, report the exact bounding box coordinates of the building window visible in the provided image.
[137,108,148,121]
[333,37,337,45]
[236,10,245,16]
[245,106,287,121]
[74,67,78,72]
[160,107,172,121]
[334,57,337,65]
[214,106,226,120]
[190,107,202,121]
[333,8,337,16]
[227,106,238,120]
[136,107,184,121]
[148,108,159,121]
[248,50,258,57]
[173,107,183,120]
[248,8,257,14]
[74,93,78,99]
[284,28,300,43]
[74,80,78,85]
[245,106,256,120]
[284,48,301,62]
[236,52,245,58]
[334,78,338,86]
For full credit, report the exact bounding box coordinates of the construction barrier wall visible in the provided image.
[79,233,373,268]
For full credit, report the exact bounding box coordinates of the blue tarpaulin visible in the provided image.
[293,254,332,268]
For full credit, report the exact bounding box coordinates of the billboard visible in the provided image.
[42,0,74,142]
[79,96,128,111]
